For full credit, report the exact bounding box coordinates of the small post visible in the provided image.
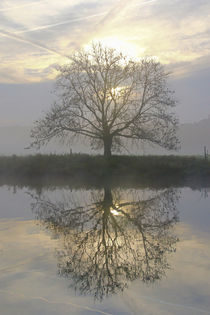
[204,146,207,160]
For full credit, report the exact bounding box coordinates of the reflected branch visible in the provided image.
[31,187,179,301]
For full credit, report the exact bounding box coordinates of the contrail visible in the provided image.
[0,289,113,315]
[0,1,46,12]
[15,12,108,34]
[96,0,129,28]
[0,0,158,58]
[97,0,158,27]
[82,0,159,49]
[79,0,132,45]
[0,11,108,61]
[0,29,66,57]
[130,0,158,8]
[125,291,210,314]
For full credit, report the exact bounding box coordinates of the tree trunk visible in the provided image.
[103,136,112,158]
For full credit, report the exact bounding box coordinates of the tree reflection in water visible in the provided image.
[31,187,179,301]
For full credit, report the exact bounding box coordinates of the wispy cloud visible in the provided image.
[0,0,210,83]
[0,29,65,57]
[0,1,46,12]
[95,0,132,29]
[94,0,158,28]
[15,12,108,34]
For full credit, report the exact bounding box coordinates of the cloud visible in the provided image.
[15,12,108,34]
[0,29,65,57]
[96,0,210,75]
[0,0,46,12]
[0,0,210,83]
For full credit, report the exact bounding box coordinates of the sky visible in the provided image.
[0,0,210,126]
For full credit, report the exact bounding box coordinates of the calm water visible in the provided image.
[0,183,210,315]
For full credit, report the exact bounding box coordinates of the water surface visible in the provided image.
[0,184,210,314]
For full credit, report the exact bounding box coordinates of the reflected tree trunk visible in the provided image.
[103,187,113,207]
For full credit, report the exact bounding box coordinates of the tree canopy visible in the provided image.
[31,42,179,157]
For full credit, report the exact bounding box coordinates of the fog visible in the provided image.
[0,69,210,156]
[1,116,210,156]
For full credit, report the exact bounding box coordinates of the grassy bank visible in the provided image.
[0,154,210,188]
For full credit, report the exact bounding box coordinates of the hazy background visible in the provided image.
[0,0,209,155]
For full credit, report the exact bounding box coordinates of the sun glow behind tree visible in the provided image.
[84,37,144,60]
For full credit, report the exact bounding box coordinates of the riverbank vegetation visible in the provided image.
[0,154,209,189]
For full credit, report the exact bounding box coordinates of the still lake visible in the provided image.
[0,182,210,315]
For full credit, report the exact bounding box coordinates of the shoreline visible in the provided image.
[0,154,209,189]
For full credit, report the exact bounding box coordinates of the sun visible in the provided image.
[85,36,143,59]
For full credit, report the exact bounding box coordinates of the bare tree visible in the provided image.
[30,42,179,157]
